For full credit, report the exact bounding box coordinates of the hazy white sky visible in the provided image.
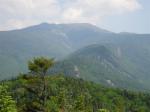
[0,0,149,33]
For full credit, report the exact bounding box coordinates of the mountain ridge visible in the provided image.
[1,23,112,33]
[1,22,149,35]
[51,44,149,91]
[0,23,150,91]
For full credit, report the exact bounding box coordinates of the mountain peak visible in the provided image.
[22,22,58,31]
[19,22,111,34]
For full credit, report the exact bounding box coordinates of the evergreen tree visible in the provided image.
[0,85,17,112]
[26,57,54,111]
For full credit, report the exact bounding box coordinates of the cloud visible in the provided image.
[0,0,142,30]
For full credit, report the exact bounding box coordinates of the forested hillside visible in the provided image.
[0,57,150,112]
[0,23,150,81]
[1,75,150,112]
[1,23,150,92]
[50,44,150,91]
[1,0,149,111]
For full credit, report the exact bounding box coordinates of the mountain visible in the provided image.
[0,23,150,91]
[51,44,150,91]
[0,23,114,79]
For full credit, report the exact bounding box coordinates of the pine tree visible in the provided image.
[24,57,54,111]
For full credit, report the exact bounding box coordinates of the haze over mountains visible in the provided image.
[0,23,150,91]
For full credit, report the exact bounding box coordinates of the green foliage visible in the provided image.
[45,96,59,112]
[2,75,150,112]
[24,57,55,111]
[97,109,109,112]
[1,57,150,112]
[51,44,150,91]
[28,57,54,75]
[0,85,17,112]
[75,94,85,111]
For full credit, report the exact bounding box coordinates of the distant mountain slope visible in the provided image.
[0,23,114,79]
[51,44,150,91]
[0,22,150,87]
